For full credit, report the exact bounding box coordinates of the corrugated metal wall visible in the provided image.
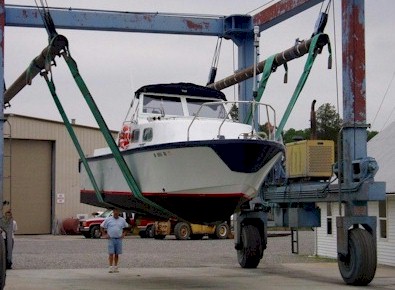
[316,196,395,267]
[3,114,118,234]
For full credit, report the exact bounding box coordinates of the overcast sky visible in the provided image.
[4,0,395,132]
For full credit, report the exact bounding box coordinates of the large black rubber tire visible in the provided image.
[90,225,101,239]
[0,238,5,290]
[338,228,377,286]
[237,225,262,268]
[216,223,230,239]
[174,222,191,240]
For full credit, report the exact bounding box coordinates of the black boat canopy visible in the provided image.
[135,83,226,101]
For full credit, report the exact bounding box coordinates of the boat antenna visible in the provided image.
[206,37,223,85]
[251,26,260,133]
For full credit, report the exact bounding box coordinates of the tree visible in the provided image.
[316,103,342,141]
[367,130,378,141]
[283,128,310,143]
[229,104,239,121]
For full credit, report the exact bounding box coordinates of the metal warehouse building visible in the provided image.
[2,114,116,234]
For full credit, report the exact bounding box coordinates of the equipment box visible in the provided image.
[285,140,334,179]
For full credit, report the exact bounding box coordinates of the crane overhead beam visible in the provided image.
[253,0,324,31]
[5,5,224,36]
[6,1,328,37]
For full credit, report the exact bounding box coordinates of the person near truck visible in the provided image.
[100,208,129,273]
[1,210,18,269]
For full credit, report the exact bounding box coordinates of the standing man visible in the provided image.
[1,210,17,269]
[100,208,129,273]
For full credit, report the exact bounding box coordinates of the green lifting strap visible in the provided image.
[275,33,332,140]
[59,47,180,220]
[244,55,276,124]
[40,37,180,220]
[40,70,109,206]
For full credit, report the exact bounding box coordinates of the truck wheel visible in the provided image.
[90,225,101,239]
[146,224,155,238]
[338,228,377,285]
[82,232,91,239]
[237,225,262,268]
[139,230,147,238]
[216,223,230,239]
[0,237,5,290]
[174,222,191,240]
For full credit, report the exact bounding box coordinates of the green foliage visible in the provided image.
[229,104,239,121]
[316,103,342,141]
[284,103,342,144]
[367,130,378,141]
[283,128,310,143]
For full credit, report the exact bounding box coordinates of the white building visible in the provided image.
[316,123,395,266]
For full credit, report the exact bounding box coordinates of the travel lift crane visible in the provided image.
[0,0,385,287]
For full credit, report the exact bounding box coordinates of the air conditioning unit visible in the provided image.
[285,140,334,180]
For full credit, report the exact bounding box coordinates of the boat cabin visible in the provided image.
[135,82,228,120]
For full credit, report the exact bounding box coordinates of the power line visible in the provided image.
[372,69,395,130]
[246,0,277,15]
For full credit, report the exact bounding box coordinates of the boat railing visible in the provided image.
[187,100,277,141]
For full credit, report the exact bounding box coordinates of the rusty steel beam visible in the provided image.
[207,34,329,91]
[4,35,68,106]
[5,5,224,37]
[253,0,324,31]
[341,0,367,182]
[342,0,366,125]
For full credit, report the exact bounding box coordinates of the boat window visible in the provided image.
[143,94,183,116]
[186,98,226,118]
[143,128,153,142]
[131,129,140,143]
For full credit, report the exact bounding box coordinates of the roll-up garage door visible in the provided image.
[3,139,53,234]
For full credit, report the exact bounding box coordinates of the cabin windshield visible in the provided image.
[143,94,183,116]
[186,98,227,118]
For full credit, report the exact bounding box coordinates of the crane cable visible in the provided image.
[206,38,223,85]
[34,0,58,40]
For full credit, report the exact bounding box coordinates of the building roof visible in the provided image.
[368,122,395,193]
[4,113,118,133]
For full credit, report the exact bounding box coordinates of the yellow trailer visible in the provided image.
[152,220,230,240]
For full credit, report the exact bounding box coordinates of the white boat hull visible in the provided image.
[81,139,283,223]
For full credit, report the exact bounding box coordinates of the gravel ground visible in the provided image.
[12,230,328,270]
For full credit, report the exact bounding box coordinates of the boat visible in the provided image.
[80,82,285,223]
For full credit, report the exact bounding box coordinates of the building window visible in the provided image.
[327,202,332,235]
[379,199,387,239]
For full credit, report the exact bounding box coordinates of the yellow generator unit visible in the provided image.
[285,140,335,180]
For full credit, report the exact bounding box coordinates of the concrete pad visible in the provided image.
[4,263,395,290]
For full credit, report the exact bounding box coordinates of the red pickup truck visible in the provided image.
[79,209,153,239]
